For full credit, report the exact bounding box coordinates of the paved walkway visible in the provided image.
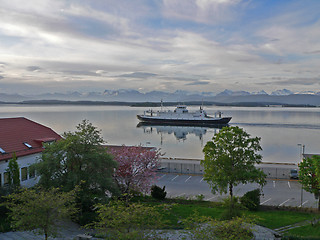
[0,223,279,240]
[274,217,320,234]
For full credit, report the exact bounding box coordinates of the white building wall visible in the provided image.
[0,153,41,188]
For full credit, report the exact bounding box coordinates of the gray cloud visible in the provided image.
[27,66,42,72]
[117,72,158,78]
[258,77,320,86]
[0,0,320,95]
[0,75,4,80]
[186,80,210,86]
[304,50,320,55]
[63,70,100,77]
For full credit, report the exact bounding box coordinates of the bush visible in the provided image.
[183,212,254,240]
[0,190,12,233]
[87,200,169,240]
[151,185,166,200]
[0,205,11,232]
[195,194,205,201]
[240,189,261,211]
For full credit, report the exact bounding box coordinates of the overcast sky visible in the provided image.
[0,0,320,94]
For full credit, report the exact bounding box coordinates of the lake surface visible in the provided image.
[1,104,320,164]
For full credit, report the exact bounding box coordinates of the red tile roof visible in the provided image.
[0,117,62,161]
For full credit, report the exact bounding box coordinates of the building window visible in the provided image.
[4,172,9,185]
[29,167,35,179]
[0,147,5,154]
[21,167,28,181]
[23,142,32,149]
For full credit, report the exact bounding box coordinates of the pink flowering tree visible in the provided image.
[109,145,161,196]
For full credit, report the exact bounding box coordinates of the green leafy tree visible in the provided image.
[299,155,320,210]
[6,153,20,191]
[87,200,169,239]
[202,126,266,211]
[34,120,118,211]
[2,187,79,240]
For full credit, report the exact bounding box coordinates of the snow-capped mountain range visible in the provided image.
[1,89,320,105]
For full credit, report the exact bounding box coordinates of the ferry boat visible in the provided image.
[137,105,231,125]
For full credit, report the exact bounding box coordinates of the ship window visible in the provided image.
[0,147,5,154]
[24,142,32,149]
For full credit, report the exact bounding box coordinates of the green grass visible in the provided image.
[135,197,319,231]
[163,203,225,228]
[284,224,320,239]
[247,210,319,229]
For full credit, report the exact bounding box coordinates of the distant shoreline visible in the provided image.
[0,100,318,108]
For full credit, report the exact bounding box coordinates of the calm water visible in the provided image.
[1,104,320,164]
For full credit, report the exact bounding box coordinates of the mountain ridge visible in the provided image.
[1,89,320,105]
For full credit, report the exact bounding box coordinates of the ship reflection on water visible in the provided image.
[136,122,228,145]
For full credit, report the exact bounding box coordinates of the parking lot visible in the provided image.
[155,173,318,208]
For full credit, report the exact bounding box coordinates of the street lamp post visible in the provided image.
[297,144,302,159]
[297,144,305,207]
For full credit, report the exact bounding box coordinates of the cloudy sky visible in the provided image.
[0,0,320,95]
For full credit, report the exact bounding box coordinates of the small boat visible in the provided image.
[137,105,231,125]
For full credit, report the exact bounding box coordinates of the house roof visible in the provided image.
[0,117,62,161]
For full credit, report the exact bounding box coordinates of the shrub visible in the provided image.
[240,189,261,211]
[87,200,170,240]
[195,194,205,201]
[151,185,167,200]
[183,212,254,240]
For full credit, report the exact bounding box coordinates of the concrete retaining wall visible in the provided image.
[159,158,298,179]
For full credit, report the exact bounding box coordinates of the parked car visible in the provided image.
[290,169,299,179]
[157,166,167,171]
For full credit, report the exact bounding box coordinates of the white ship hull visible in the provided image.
[137,105,232,125]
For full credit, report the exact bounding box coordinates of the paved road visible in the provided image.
[155,173,318,208]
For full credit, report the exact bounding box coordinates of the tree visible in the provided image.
[2,187,79,240]
[6,153,20,191]
[299,155,320,210]
[201,126,266,209]
[34,120,118,209]
[109,145,161,196]
[87,200,169,239]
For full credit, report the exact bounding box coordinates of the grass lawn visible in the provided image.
[284,224,320,239]
[161,202,225,228]
[247,210,319,229]
[135,196,320,233]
